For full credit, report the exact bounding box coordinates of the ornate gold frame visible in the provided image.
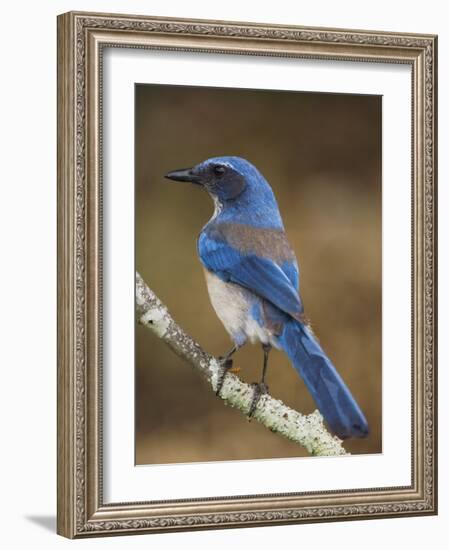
[57,11,438,538]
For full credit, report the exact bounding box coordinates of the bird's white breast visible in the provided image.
[203,269,274,346]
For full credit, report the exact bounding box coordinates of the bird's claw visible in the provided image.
[248,382,269,419]
[215,357,234,396]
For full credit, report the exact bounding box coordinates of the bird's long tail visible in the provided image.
[277,319,369,439]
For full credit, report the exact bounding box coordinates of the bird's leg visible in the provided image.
[216,344,239,396]
[248,344,272,418]
[261,343,271,386]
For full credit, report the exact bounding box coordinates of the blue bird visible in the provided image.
[165,156,368,439]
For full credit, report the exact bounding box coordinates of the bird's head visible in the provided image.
[165,156,283,228]
[164,156,266,203]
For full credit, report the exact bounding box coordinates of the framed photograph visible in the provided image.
[57,11,437,538]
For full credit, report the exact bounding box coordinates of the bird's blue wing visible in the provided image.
[198,230,303,320]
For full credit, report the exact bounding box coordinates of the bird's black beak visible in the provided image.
[164,167,203,185]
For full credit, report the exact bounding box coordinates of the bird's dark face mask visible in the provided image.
[165,161,246,202]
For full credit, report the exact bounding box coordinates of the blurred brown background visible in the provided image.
[135,84,382,464]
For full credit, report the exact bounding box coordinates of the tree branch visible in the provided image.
[136,271,347,456]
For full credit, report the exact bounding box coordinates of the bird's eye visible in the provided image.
[213,165,226,177]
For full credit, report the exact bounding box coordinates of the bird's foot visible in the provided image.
[215,357,234,397]
[248,382,269,419]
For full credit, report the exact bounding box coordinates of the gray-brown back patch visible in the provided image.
[212,223,296,263]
